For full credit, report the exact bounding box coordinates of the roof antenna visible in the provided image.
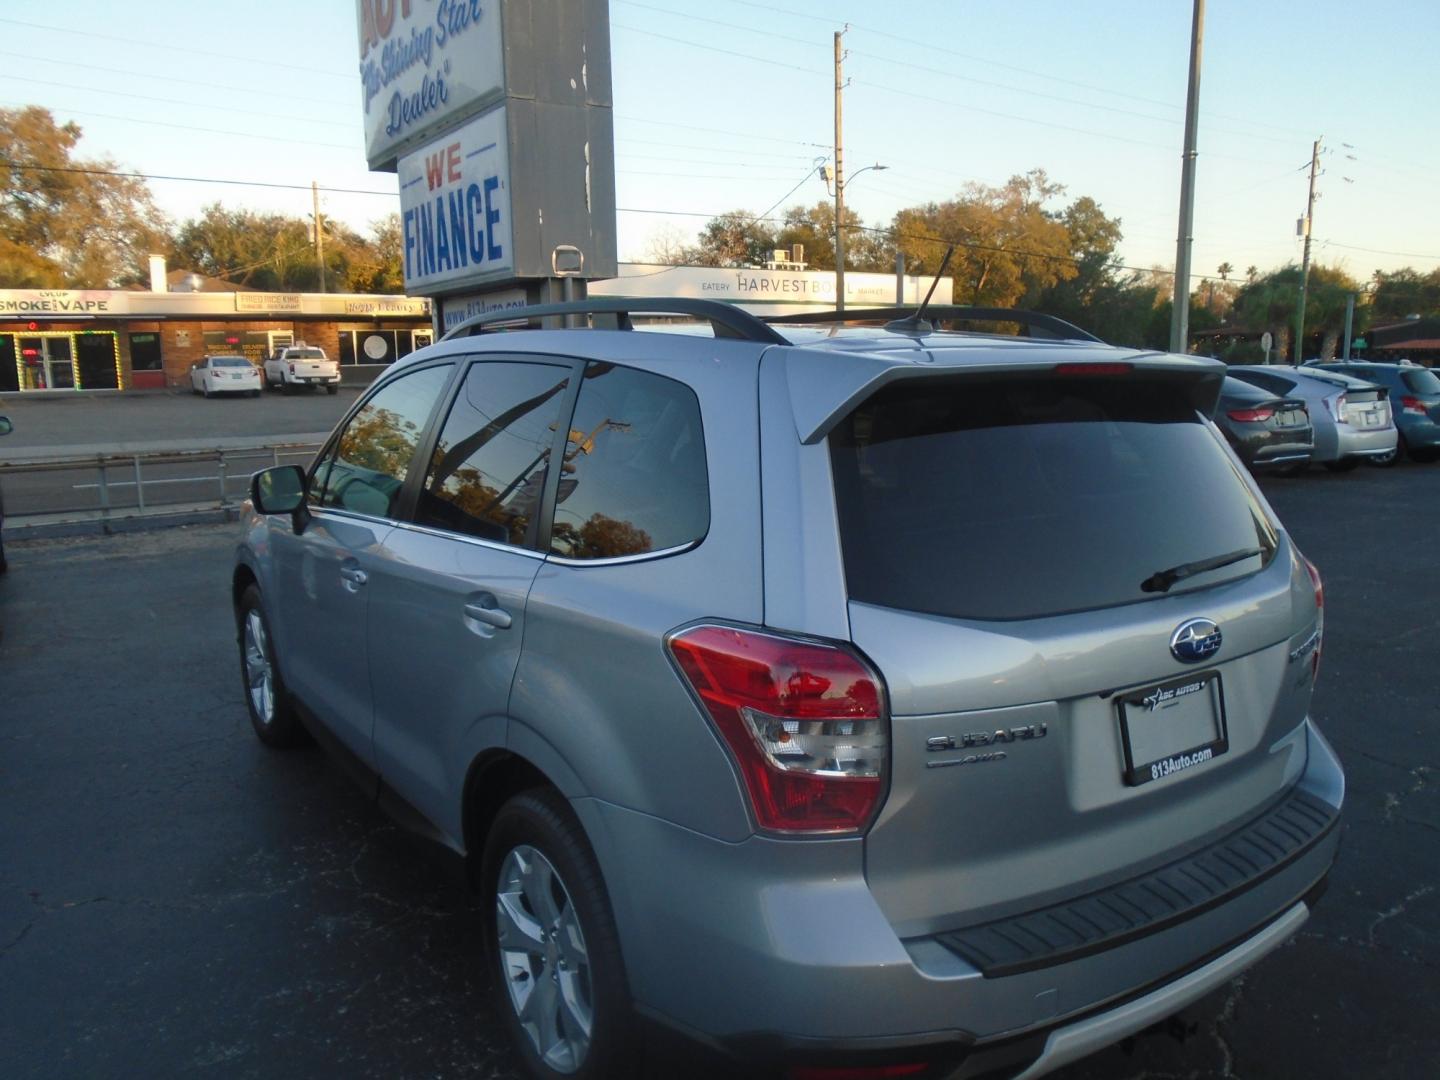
[885,245,955,336]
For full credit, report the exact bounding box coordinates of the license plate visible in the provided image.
[1116,672,1228,786]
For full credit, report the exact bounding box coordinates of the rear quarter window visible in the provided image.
[548,363,708,560]
[1401,369,1440,395]
[829,375,1277,621]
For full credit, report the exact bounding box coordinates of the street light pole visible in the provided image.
[1294,138,1322,364]
[1169,0,1205,355]
[834,29,846,313]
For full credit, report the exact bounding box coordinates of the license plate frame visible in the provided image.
[1116,671,1228,786]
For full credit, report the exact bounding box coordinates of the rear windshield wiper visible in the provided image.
[1140,547,1264,594]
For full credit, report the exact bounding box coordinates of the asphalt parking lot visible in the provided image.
[1,463,1437,1079]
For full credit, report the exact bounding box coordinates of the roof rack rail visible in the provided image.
[764,305,1103,343]
[440,298,790,345]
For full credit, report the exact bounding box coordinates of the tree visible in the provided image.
[1217,262,1234,282]
[0,106,168,287]
[1370,267,1440,324]
[681,210,776,267]
[774,201,889,272]
[891,169,1077,307]
[1231,263,1363,361]
[1023,194,1124,331]
[170,205,404,293]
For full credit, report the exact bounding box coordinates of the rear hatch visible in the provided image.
[827,369,1319,938]
[1398,367,1440,424]
[1337,384,1390,429]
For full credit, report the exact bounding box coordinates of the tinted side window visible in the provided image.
[311,364,451,518]
[549,363,709,560]
[415,361,572,546]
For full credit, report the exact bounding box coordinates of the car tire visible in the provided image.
[481,789,636,1080]
[1368,435,1404,467]
[1323,458,1360,472]
[251,390,261,399]
[1409,447,1440,464]
[236,584,308,748]
[326,384,339,395]
[203,384,214,399]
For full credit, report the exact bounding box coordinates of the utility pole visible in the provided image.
[1294,138,1321,363]
[833,28,846,313]
[1169,0,1205,355]
[312,180,327,294]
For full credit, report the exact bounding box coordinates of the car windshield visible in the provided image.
[213,357,251,367]
[289,349,326,359]
[829,374,1278,621]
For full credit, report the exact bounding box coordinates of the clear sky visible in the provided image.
[3,0,1436,286]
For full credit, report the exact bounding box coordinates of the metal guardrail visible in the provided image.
[0,442,320,523]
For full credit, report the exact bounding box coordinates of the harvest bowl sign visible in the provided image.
[356,0,504,171]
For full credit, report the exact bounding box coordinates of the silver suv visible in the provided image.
[233,300,1342,1080]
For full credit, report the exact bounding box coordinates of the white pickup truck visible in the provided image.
[263,345,341,394]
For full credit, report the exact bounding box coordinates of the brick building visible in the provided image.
[0,277,432,394]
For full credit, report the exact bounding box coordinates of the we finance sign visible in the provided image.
[398,109,513,293]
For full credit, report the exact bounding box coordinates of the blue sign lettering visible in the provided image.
[403,172,506,285]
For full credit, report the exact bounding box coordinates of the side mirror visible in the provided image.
[0,415,12,436]
[251,465,310,532]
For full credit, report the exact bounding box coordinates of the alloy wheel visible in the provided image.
[243,610,274,725]
[495,844,593,1073]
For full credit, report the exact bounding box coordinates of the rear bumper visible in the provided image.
[589,720,1342,1074]
[1334,425,1398,458]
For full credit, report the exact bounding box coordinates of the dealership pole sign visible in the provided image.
[354,0,617,300]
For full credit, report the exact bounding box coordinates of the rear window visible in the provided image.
[288,349,327,359]
[212,356,251,368]
[1401,369,1440,395]
[829,375,1278,621]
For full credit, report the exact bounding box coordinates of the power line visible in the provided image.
[0,51,356,108]
[0,75,357,129]
[0,160,396,198]
[0,100,359,152]
[0,16,355,79]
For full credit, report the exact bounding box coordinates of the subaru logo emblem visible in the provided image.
[1170,618,1222,663]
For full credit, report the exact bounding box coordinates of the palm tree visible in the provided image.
[1217,262,1234,282]
[1246,265,1258,284]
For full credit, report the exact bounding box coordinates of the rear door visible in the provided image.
[825,372,1318,935]
[368,356,578,836]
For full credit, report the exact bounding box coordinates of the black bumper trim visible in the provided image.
[935,787,1339,978]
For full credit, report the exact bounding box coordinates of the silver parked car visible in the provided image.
[1228,365,1396,470]
[233,300,1342,1080]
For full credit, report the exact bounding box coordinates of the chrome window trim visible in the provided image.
[546,538,701,568]
[387,518,548,561]
[308,506,399,530]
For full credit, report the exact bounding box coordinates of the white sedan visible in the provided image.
[190,355,262,398]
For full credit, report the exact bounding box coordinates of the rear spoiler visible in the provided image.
[778,350,1228,444]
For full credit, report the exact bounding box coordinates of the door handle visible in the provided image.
[339,566,368,586]
[464,599,513,630]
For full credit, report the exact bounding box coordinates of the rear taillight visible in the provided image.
[667,624,888,835]
[1328,392,1348,423]
[1400,395,1428,416]
[289,362,297,375]
[1227,407,1275,422]
[1301,554,1324,681]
